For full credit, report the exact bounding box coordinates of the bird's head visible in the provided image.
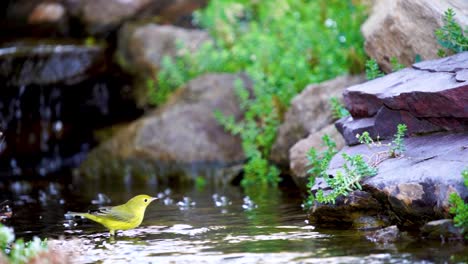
[125,194,158,212]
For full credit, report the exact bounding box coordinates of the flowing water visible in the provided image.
[1,178,467,264]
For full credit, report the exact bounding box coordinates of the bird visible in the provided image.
[67,194,158,236]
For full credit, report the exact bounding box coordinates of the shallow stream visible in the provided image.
[1,178,467,263]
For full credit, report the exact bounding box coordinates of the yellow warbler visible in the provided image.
[67,194,157,235]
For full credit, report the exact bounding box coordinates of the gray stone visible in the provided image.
[421,219,465,241]
[289,124,345,189]
[65,0,206,35]
[362,0,468,73]
[271,74,365,166]
[80,73,249,185]
[117,23,211,77]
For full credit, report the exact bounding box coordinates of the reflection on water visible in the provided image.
[0,179,467,263]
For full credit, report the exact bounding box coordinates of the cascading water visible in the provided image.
[0,43,142,178]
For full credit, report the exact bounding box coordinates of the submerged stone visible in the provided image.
[420,219,465,241]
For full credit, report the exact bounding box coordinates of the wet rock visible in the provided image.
[308,189,388,229]
[420,219,465,241]
[65,0,206,35]
[362,0,468,72]
[80,73,249,184]
[366,225,401,244]
[0,44,106,86]
[325,132,468,228]
[289,124,345,189]
[340,52,468,144]
[271,75,365,167]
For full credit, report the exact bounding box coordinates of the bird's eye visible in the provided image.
[144,199,148,202]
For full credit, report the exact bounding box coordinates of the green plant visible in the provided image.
[390,57,405,71]
[316,153,377,204]
[0,224,48,263]
[389,124,407,158]
[329,97,350,119]
[435,8,468,54]
[449,169,468,237]
[365,59,383,80]
[155,0,368,187]
[195,176,207,190]
[303,135,338,208]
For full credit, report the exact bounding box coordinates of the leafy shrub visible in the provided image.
[0,224,48,263]
[449,169,468,237]
[306,124,407,205]
[316,153,377,204]
[365,59,383,80]
[154,0,368,187]
[329,97,350,120]
[435,8,468,55]
[303,135,338,208]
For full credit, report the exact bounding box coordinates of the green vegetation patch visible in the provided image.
[0,224,48,263]
[153,0,368,187]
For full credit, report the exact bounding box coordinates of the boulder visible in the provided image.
[310,132,468,228]
[271,74,365,166]
[289,124,345,189]
[362,0,468,72]
[420,219,465,241]
[65,0,207,35]
[117,23,211,78]
[116,23,211,106]
[0,43,105,86]
[80,73,249,185]
[339,52,468,145]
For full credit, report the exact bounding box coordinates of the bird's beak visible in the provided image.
[150,197,158,202]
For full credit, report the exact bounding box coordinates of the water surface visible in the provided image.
[1,179,467,263]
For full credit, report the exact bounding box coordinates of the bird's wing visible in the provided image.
[89,205,134,223]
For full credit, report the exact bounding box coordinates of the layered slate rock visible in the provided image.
[309,133,468,228]
[0,44,105,86]
[339,52,468,145]
[362,0,468,72]
[80,73,248,184]
[271,74,365,167]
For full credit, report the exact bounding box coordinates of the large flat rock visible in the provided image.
[314,133,468,228]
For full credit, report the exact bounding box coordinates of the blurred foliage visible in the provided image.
[435,9,467,55]
[0,224,48,263]
[153,0,368,187]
